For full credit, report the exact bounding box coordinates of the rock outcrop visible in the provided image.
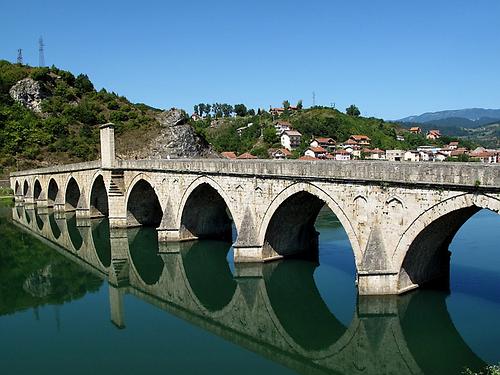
[9,78,46,113]
[117,108,219,159]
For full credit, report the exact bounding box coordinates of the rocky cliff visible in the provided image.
[9,77,46,113]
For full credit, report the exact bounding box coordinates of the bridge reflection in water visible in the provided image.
[11,206,487,375]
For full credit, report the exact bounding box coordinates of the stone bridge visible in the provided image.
[10,123,500,295]
[11,207,487,375]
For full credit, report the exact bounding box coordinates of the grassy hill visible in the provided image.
[0,60,161,171]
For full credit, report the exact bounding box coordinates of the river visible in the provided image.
[0,204,498,374]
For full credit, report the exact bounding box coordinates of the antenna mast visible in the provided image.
[312,91,316,107]
[17,49,23,64]
[38,36,45,67]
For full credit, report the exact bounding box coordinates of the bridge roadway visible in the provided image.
[11,207,488,375]
[10,123,500,295]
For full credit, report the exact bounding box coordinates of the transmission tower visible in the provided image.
[17,49,23,64]
[38,36,45,67]
[312,91,316,107]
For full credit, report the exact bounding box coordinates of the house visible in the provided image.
[419,150,434,162]
[270,106,299,116]
[331,149,351,161]
[470,149,499,163]
[434,152,448,162]
[396,134,405,141]
[386,150,405,162]
[274,120,292,136]
[348,135,371,146]
[450,148,469,157]
[363,148,385,160]
[404,150,420,162]
[426,129,441,140]
[304,146,328,159]
[310,137,336,150]
[409,127,422,134]
[237,152,257,159]
[269,148,292,160]
[281,129,302,150]
[447,141,459,150]
[221,151,237,159]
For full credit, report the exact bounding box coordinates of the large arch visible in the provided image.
[394,193,500,293]
[89,174,109,218]
[125,175,162,228]
[33,179,42,200]
[65,177,81,211]
[258,183,361,264]
[47,178,59,207]
[177,177,235,241]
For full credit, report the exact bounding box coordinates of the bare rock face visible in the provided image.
[118,108,219,159]
[9,78,46,113]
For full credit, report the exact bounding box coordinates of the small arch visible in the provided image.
[47,178,59,206]
[33,179,42,200]
[65,177,81,211]
[178,180,234,241]
[126,177,162,228]
[15,180,20,196]
[23,180,29,196]
[353,195,368,223]
[386,196,405,226]
[89,175,109,218]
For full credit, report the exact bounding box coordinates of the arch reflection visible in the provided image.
[128,227,164,285]
[92,219,111,268]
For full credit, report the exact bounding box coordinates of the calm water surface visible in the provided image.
[0,205,498,374]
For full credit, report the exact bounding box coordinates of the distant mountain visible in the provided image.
[398,108,500,124]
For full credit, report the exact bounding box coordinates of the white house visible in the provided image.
[386,150,405,162]
[274,121,292,136]
[281,129,302,150]
[304,146,328,159]
[404,150,420,162]
[332,149,351,161]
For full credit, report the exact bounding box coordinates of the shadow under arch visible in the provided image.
[396,193,500,292]
[92,219,111,268]
[65,177,81,211]
[49,213,61,239]
[23,180,29,196]
[178,181,234,241]
[262,260,348,352]
[399,290,486,374]
[180,240,237,313]
[33,179,42,200]
[89,174,109,218]
[126,177,162,228]
[47,178,59,206]
[258,182,361,265]
[128,227,164,285]
[34,210,44,231]
[67,213,83,251]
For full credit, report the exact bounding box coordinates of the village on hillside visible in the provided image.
[214,113,500,164]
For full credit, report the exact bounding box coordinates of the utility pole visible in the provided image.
[39,36,45,67]
[17,49,23,64]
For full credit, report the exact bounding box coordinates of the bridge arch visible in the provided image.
[177,176,236,242]
[65,176,81,211]
[89,173,109,218]
[47,178,59,207]
[394,193,500,293]
[14,180,20,196]
[257,182,361,265]
[125,174,162,228]
[33,179,42,200]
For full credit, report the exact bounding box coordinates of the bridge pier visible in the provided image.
[357,272,400,295]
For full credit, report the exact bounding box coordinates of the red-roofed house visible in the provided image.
[221,151,237,159]
[299,155,317,161]
[269,148,292,160]
[304,146,328,159]
[331,149,351,161]
[426,129,441,140]
[348,135,371,146]
[237,152,257,159]
[310,137,336,150]
[409,127,422,134]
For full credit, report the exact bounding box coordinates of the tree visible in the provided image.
[297,100,303,110]
[263,126,278,144]
[193,104,199,116]
[248,109,256,116]
[204,103,211,117]
[234,104,247,117]
[74,74,94,94]
[346,104,360,117]
[221,104,233,117]
[283,100,290,110]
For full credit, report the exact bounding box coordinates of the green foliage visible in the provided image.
[74,73,94,94]
[463,365,500,375]
[234,104,248,117]
[346,104,361,117]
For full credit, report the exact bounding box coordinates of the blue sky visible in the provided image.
[1,0,499,119]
